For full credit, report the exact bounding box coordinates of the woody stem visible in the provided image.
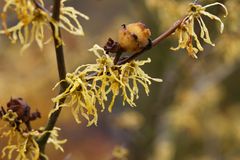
[37,0,67,158]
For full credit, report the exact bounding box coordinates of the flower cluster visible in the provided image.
[52,45,162,126]
[0,125,66,160]
[0,0,89,51]
[0,99,66,160]
[0,127,40,160]
[171,2,228,58]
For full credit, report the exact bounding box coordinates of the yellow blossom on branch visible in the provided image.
[0,127,66,160]
[171,2,228,58]
[0,110,65,160]
[87,45,162,112]
[46,127,67,152]
[60,0,89,36]
[2,130,40,160]
[0,0,89,51]
[52,45,162,126]
[51,70,98,126]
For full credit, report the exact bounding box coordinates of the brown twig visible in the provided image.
[36,0,67,158]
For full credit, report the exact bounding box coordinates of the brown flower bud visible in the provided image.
[4,98,41,131]
[118,22,151,53]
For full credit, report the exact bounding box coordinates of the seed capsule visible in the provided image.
[118,22,151,53]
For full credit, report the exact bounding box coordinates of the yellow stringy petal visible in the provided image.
[60,0,89,36]
[1,110,65,160]
[52,45,162,126]
[171,2,228,58]
[0,0,88,51]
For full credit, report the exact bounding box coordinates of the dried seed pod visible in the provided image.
[104,38,122,54]
[118,22,151,53]
[7,98,29,120]
[3,98,41,131]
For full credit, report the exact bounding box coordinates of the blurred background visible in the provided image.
[0,0,240,159]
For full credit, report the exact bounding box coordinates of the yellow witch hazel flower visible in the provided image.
[0,110,66,160]
[171,2,228,58]
[60,0,89,36]
[46,127,67,152]
[52,45,162,126]
[118,58,162,108]
[1,130,40,160]
[0,0,89,51]
[89,45,162,112]
[52,69,98,126]
[0,127,66,160]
